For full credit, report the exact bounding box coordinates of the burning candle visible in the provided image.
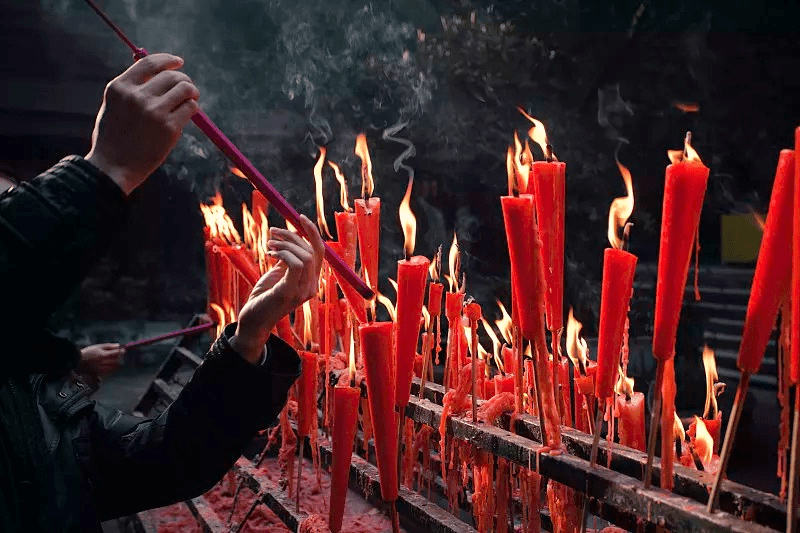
[330,160,359,271]
[596,159,637,400]
[394,179,431,409]
[793,128,800,383]
[328,241,368,324]
[359,320,398,502]
[738,149,795,373]
[464,300,482,422]
[615,372,645,452]
[355,134,381,292]
[652,133,710,362]
[329,342,360,533]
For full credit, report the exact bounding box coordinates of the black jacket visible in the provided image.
[0,157,300,532]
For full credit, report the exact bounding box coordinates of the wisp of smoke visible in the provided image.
[382,119,416,181]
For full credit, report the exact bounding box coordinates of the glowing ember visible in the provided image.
[693,416,714,464]
[607,157,635,250]
[355,134,374,198]
[566,307,589,371]
[200,193,241,244]
[667,131,703,165]
[702,345,719,419]
[447,232,461,293]
[398,178,417,259]
[495,300,513,345]
[518,106,557,161]
[230,167,246,179]
[328,161,351,212]
[313,147,332,239]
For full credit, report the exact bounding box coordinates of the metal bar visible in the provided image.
[184,496,227,533]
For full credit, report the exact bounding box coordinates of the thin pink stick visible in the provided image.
[124,321,216,349]
[83,0,373,300]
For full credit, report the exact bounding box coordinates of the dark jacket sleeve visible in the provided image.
[86,324,300,520]
[0,156,128,378]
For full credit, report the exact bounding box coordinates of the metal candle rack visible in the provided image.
[131,339,787,533]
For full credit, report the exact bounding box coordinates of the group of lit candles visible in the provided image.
[201,114,800,531]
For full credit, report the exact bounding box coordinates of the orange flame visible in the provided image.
[518,106,556,161]
[349,332,357,381]
[200,193,241,244]
[209,303,227,337]
[355,134,374,198]
[673,102,700,113]
[566,307,589,369]
[506,146,516,196]
[258,212,270,272]
[422,306,431,331]
[313,147,332,239]
[674,413,686,442]
[242,204,258,257]
[667,131,703,165]
[377,291,396,322]
[429,248,440,281]
[302,301,314,349]
[231,167,247,179]
[446,232,460,293]
[495,299,513,345]
[614,367,635,398]
[749,208,766,232]
[702,345,719,419]
[481,317,504,373]
[328,161,351,212]
[608,157,635,249]
[693,416,714,464]
[399,178,417,259]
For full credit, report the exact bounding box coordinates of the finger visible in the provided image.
[158,80,200,113]
[268,239,312,266]
[168,98,199,130]
[143,69,193,97]
[120,53,184,85]
[298,214,325,276]
[268,250,304,285]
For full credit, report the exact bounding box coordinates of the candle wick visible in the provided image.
[404,250,411,262]
[545,144,554,163]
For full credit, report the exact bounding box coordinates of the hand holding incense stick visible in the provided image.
[82,0,372,300]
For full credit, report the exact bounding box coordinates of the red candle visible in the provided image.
[652,138,710,361]
[596,248,637,398]
[558,357,572,427]
[494,374,515,396]
[395,256,430,407]
[297,351,318,438]
[317,303,331,357]
[354,197,381,291]
[444,291,465,389]
[660,358,677,490]
[616,392,646,452]
[252,189,268,224]
[793,129,800,383]
[529,161,566,336]
[329,385,359,533]
[275,315,295,348]
[739,149,795,373]
[359,321,398,501]
[334,211,358,270]
[428,282,444,317]
[218,244,261,286]
[500,194,547,341]
[328,241,368,324]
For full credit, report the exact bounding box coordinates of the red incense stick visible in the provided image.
[123,321,216,349]
[83,0,373,300]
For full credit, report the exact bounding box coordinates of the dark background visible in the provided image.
[1,0,797,494]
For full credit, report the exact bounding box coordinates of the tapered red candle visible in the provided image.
[739,149,795,373]
[329,385,359,533]
[793,129,800,383]
[428,282,444,318]
[359,321,398,501]
[218,244,261,286]
[653,134,710,361]
[297,351,318,438]
[335,211,359,270]
[616,392,646,452]
[328,241,368,324]
[395,179,430,407]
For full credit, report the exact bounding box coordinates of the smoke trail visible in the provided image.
[382,119,416,181]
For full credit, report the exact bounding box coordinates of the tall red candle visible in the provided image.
[328,241,368,324]
[297,351,318,438]
[596,248,637,398]
[354,197,381,291]
[652,137,710,361]
[395,256,429,407]
[616,392,646,452]
[359,321,398,501]
[335,211,359,270]
[529,161,566,336]
[739,149,795,373]
[252,189,268,224]
[793,129,800,383]
[218,244,261,286]
[428,282,444,317]
[329,385,359,533]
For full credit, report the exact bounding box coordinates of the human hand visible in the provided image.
[231,215,325,364]
[85,53,200,195]
[78,343,126,380]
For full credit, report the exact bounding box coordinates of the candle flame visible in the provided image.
[667,131,703,165]
[566,307,589,370]
[242,203,258,260]
[313,147,332,239]
[702,345,719,419]
[328,161,351,212]
[674,413,686,443]
[478,343,489,361]
[429,246,442,281]
[506,146,516,196]
[749,208,766,232]
[364,269,377,320]
[200,193,241,245]
[388,278,398,294]
[614,367,635,398]
[518,106,557,161]
[495,300,513,345]
[447,232,460,293]
[355,133,374,198]
[399,178,417,258]
[693,416,714,465]
[302,301,314,349]
[376,291,396,322]
[512,132,531,193]
[209,303,226,338]
[286,219,297,232]
[349,332,357,380]
[231,167,247,179]
[608,156,635,249]
[673,102,700,113]
[422,305,431,330]
[481,317,504,373]
[258,212,270,272]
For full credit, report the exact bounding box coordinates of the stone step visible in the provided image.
[704,331,776,353]
[635,264,755,289]
[714,349,777,381]
[717,366,777,390]
[633,282,751,307]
